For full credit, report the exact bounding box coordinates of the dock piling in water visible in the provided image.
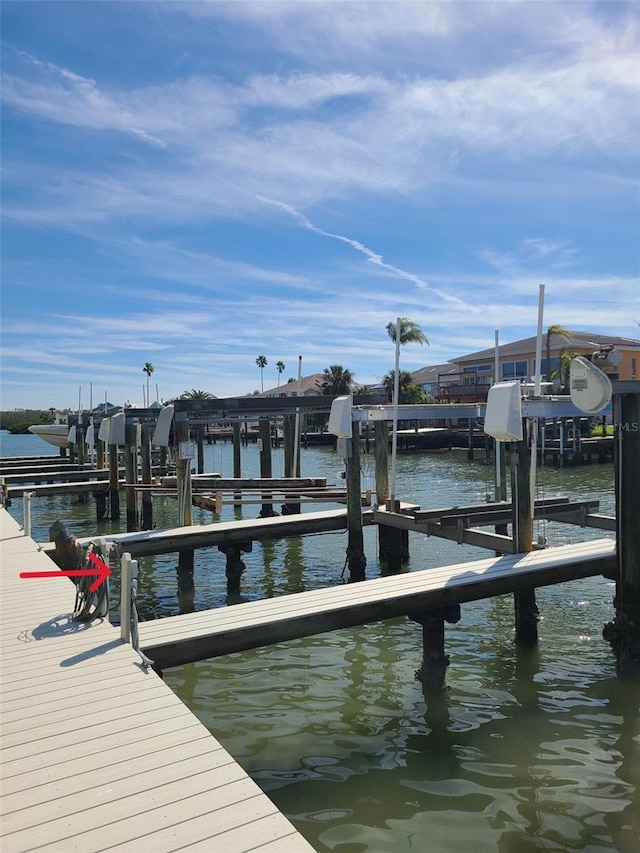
[511,425,539,646]
[604,383,640,676]
[346,419,366,581]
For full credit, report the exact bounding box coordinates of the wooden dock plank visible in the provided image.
[4,723,211,795]
[0,508,315,853]
[138,539,615,670]
[39,507,377,558]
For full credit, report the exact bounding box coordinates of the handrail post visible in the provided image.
[23,491,34,537]
[120,551,134,643]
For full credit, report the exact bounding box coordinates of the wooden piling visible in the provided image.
[411,605,461,694]
[95,490,107,521]
[604,383,640,676]
[510,427,539,645]
[375,419,406,572]
[232,422,242,478]
[96,436,105,471]
[218,542,252,594]
[108,444,120,520]
[258,419,276,518]
[140,423,153,531]
[282,416,300,514]
[196,424,205,475]
[175,416,194,578]
[346,419,366,581]
[124,424,138,532]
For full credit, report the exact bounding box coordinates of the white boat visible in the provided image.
[28,416,70,449]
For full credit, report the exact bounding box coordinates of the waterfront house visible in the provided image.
[413,331,640,404]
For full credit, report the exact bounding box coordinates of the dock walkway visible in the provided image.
[0,508,315,853]
[40,507,378,558]
[139,538,616,671]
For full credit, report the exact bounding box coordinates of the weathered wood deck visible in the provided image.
[40,507,379,558]
[0,508,315,853]
[139,538,616,671]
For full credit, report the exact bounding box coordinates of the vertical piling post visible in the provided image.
[196,424,205,475]
[467,418,475,461]
[258,418,275,517]
[120,552,134,644]
[96,434,105,471]
[140,423,153,531]
[75,419,85,467]
[283,416,295,478]
[346,418,366,581]
[604,383,640,675]
[233,422,242,478]
[23,491,34,537]
[95,489,107,522]
[375,419,405,571]
[282,415,300,514]
[412,605,461,694]
[175,415,194,579]
[124,423,138,532]
[108,444,120,520]
[219,542,252,594]
[510,426,538,645]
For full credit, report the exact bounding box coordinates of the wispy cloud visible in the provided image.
[258,196,430,290]
[1,1,638,409]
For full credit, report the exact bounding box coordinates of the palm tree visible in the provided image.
[142,362,154,407]
[256,355,268,392]
[178,389,216,400]
[382,369,430,404]
[386,317,428,508]
[276,360,286,387]
[386,318,429,347]
[544,325,572,382]
[317,364,354,396]
[165,389,217,403]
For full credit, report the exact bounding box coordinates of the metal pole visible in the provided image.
[293,355,302,477]
[389,316,401,509]
[530,284,545,513]
[494,330,503,499]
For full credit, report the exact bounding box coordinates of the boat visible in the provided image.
[28,404,121,450]
[28,416,70,449]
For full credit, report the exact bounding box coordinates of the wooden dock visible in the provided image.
[40,507,378,558]
[138,538,616,671]
[0,508,315,853]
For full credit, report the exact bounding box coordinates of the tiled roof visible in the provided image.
[452,331,640,363]
[411,363,459,384]
[262,373,325,396]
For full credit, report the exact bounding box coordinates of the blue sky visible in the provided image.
[1,0,638,410]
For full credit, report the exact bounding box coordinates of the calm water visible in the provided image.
[2,430,639,852]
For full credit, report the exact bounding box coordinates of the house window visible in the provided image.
[463,364,493,385]
[540,356,558,379]
[502,360,528,381]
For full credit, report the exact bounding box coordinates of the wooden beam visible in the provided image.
[139,539,615,670]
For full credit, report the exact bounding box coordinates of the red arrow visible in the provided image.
[20,552,111,593]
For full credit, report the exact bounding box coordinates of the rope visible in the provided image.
[72,541,109,623]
